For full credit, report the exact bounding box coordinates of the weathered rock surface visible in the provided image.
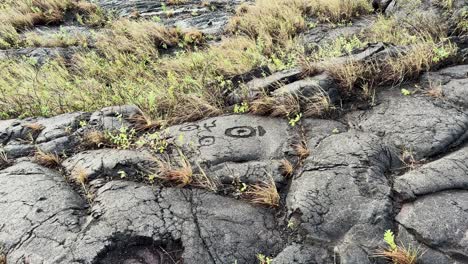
[98,0,247,34]
[422,64,468,108]
[348,90,468,159]
[1,0,468,262]
[396,191,468,263]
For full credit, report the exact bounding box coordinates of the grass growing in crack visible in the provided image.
[192,162,220,192]
[154,155,193,187]
[34,149,61,167]
[105,126,136,150]
[257,253,273,264]
[0,246,5,264]
[329,40,457,97]
[245,179,280,207]
[375,230,422,264]
[70,166,94,202]
[228,0,371,54]
[279,159,294,177]
[82,130,107,148]
[0,147,10,169]
[293,141,310,160]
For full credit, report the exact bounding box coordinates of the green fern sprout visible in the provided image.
[384,229,397,251]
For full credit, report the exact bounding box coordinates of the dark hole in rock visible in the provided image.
[96,235,183,264]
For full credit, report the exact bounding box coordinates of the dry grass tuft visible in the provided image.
[328,41,457,97]
[227,0,371,54]
[375,248,419,264]
[24,123,45,132]
[279,159,294,177]
[82,130,107,148]
[0,148,10,169]
[0,0,103,31]
[0,251,5,264]
[156,157,193,187]
[192,163,220,192]
[129,113,162,132]
[245,179,280,207]
[293,141,310,160]
[374,229,423,264]
[167,0,188,5]
[95,19,193,59]
[34,150,61,167]
[250,95,300,117]
[425,86,444,98]
[303,91,334,117]
[71,167,89,185]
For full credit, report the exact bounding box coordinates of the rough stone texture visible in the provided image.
[271,244,330,264]
[1,1,468,262]
[89,105,143,131]
[0,162,86,264]
[286,131,396,264]
[349,90,468,159]
[272,73,340,104]
[394,144,468,201]
[396,191,468,262]
[0,47,79,64]
[422,64,468,108]
[162,115,296,186]
[62,149,156,181]
[97,0,247,34]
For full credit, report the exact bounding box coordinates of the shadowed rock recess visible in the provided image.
[1,0,468,264]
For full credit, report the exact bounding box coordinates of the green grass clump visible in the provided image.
[0,36,264,121]
[0,0,459,123]
[0,0,105,49]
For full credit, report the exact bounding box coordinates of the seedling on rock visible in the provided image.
[257,253,273,264]
[375,229,422,264]
[105,126,136,150]
[288,113,302,127]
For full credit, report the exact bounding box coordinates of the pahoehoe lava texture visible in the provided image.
[1,0,468,264]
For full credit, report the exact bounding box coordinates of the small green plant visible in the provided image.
[307,22,317,29]
[152,16,161,22]
[257,254,273,264]
[375,229,421,264]
[79,120,88,128]
[147,173,157,184]
[287,219,295,229]
[432,46,451,63]
[239,182,248,192]
[332,128,340,134]
[288,113,302,127]
[106,126,136,150]
[400,89,412,96]
[234,102,249,114]
[118,170,127,179]
[384,229,397,251]
[136,132,168,153]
